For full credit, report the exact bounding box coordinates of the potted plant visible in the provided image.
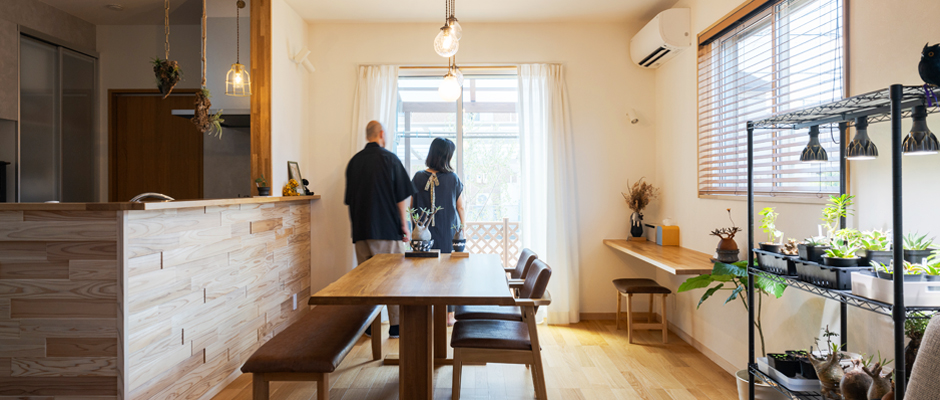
[254,175,270,196]
[799,236,831,263]
[821,194,854,240]
[904,312,934,380]
[913,251,940,281]
[621,178,659,238]
[452,222,466,252]
[152,58,182,98]
[903,232,936,264]
[822,239,861,267]
[785,349,817,380]
[711,209,742,263]
[859,229,892,266]
[766,353,801,378]
[873,260,924,281]
[409,207,441,251]
[781,239,799,256]
[678,260,787,400]
[758,207,783,253]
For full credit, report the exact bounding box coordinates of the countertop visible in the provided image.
[0,195,321,211]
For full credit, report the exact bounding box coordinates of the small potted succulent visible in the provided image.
[766,352,802,378]
[858,229,892,266]
[710,209,741,263]
[785,350,818,380]
[872,260,924,282]
[758,207,783,253]
[822,239,861,267]
[409,207,441,252]
[254,175,270,196]
[452,222,466,252]
[911,251,940,281]
[903,232,936,264]
[799,236,831,263]
[781,238,799,256]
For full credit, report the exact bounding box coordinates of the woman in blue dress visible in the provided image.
[412,137,466,324]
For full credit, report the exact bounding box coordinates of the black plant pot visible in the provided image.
[452,239,466,252]
[257,186,271,196]
[822,256,860,267]
[925,274,940,281]
[766,354,801,378]
[876,271,926,281]
[799,359,818,380]
[859,249,893,267]
[904,249,935,264]
[798,244,831,263]
[759,243,783,254]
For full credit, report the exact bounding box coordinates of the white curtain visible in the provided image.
[518,64,580,325]
[350,65,399,154]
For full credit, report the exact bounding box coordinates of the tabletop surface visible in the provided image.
[604,239,713,275]
[308,253,516,306]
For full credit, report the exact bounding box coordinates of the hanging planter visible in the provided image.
[153,0,181,98]
[193,0,223,138]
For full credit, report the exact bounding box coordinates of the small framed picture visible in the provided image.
[287,161,303,183]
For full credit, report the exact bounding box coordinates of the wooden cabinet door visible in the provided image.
[109,91,203,202]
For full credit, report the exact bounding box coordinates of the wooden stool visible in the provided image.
[613,278,671,344]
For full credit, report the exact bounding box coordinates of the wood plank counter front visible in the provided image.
[0,196,319,400]
[603,239,713,275]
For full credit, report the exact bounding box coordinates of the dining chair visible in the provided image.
[505,248,538,279]
[453,251,547,322]
[451,259,552,400]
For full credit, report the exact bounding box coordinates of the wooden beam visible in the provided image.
[697,0,775,46]
[250,0,272,190]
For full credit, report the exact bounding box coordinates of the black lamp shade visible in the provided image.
[800,125,828,163]
[902,105,940,156]
[846,116,878,160]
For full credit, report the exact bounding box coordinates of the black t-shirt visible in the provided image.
[345,142,417,242]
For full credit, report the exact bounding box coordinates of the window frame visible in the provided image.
[695,0,848,201]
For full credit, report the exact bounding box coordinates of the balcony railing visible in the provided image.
[464,218,521,269]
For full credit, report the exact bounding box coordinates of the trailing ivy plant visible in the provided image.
[821,194,854,239]
[678,260,787,356]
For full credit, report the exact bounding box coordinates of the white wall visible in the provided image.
[653,0,940,373]
[303,21,661,296]
[270,0,311,191]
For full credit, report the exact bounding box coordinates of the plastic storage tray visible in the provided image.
[754,249,798,276]
[794,260,872,290]
[851,271,940,307]
[756,357,821,392]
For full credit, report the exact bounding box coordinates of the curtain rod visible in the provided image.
[399,65,518,70]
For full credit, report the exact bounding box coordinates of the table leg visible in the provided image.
[400,304,433,400]
[434,304,447,362]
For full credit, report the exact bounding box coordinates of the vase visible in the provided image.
[630,212,644,237]
[452,239,466,252]
[257,187,271,196]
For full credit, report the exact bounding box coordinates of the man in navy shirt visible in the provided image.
[345,120,416,338]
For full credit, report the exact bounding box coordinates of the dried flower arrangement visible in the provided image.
[621,178,659,213]
[153,0,181,98]
[193,0,224,138]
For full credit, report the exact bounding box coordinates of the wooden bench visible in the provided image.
[241,304,383,400]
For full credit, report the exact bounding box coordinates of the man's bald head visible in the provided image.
[366,121,383,141]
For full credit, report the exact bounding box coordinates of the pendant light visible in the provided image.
[447,0,462,41]
[846,116,878,160]
[799,125,828,163]
[225,0,251,97]
[902,105,939,155]
[439,57,462,101]
[433,0,459,57]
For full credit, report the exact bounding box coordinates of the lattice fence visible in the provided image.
[464,218,522,269]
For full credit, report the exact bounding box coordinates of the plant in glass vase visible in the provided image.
[758,207,784,253]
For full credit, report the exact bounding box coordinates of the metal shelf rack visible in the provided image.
[745,85,940,400]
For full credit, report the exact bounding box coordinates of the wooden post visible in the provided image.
[250,0,272,188]
[502,217,509,268]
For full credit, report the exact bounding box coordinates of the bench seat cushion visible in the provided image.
[454,305,523,322]
[450,320,531,351]
[241,304,381,374]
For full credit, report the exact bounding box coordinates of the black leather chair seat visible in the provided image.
[450,319,531,351]
[612,278,671,294]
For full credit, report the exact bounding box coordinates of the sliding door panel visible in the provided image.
[19,36,58,203]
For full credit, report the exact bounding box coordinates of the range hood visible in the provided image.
[171,108,250,128]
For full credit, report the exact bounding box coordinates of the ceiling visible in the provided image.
[37,0,246,25]
[40,0,678,25]
[284,0,679,23]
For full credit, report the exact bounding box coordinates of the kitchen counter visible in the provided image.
[0,195,321,211]
[0,195,318,399]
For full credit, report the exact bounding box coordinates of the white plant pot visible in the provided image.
[735,370,789,400]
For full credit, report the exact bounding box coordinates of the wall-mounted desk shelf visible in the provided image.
[603,239,712,275]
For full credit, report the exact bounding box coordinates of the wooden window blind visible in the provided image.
[697,0,844,197]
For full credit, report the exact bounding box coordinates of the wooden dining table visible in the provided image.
[308,253,514,400]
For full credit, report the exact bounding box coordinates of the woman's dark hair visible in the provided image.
[425,137,456,173]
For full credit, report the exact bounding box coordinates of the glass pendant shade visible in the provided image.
[434,26,459,57]
[439,73,461,101]
[846,116,878,160]
[447,17,462,40]
[225,63,251,97]
[902,105,939,155]
[451,65,464,86]
[800,125,828,163]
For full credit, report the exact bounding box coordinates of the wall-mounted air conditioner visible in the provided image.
[630,8,691,69]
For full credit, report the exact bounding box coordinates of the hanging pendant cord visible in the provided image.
[164,0,169,59]
[236,2,240,64]
[201,0,206,87]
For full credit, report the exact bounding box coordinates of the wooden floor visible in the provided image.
[210,320,738,400]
